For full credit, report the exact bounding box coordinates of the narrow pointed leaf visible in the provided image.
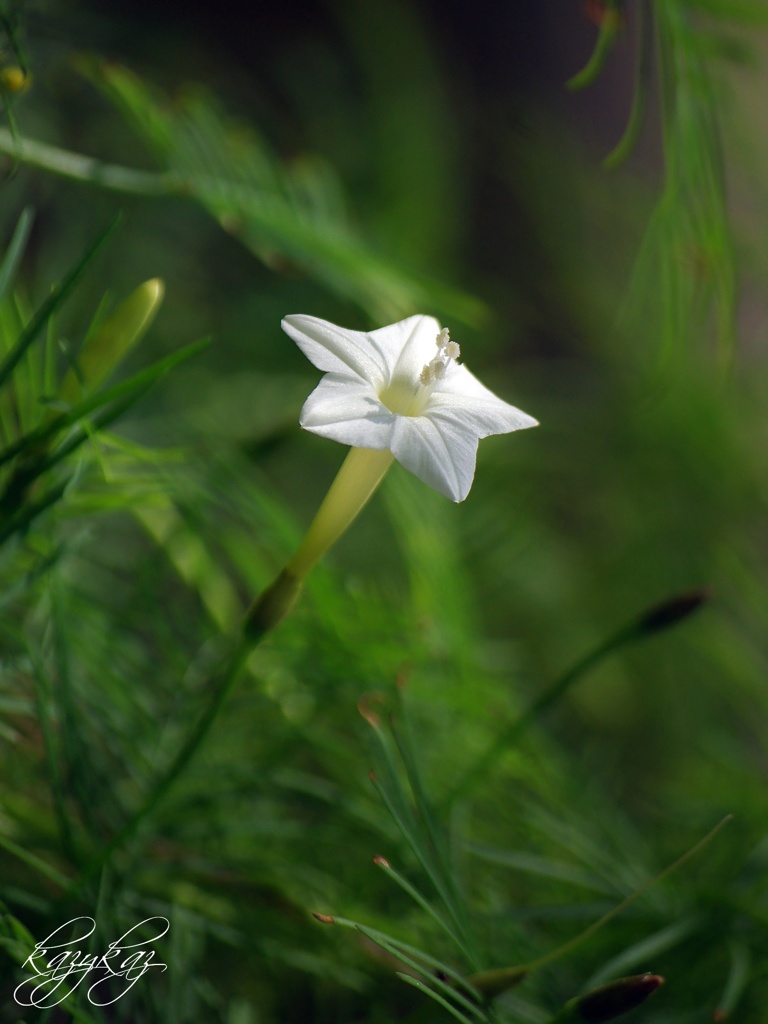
[0,215,120,391]
[0,338,208,470]
[0,206,33,303]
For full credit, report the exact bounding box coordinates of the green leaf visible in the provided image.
[465,843,619,896]
[0,206,33,303]
[0,337,208,472]
[584,918,699,988]
[0,476,71,546]
[567,5,622,91]
[397,974,484,1024]
[0,215,120,392]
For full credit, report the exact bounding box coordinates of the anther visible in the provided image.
[420,326,460,391]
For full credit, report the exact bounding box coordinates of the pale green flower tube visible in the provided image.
[287,446,394,579]
[245,446,394,638]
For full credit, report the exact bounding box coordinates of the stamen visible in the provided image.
[419,326,461,390]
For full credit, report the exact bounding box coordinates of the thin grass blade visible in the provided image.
[0,215,121,391]
[0,206,33,303]
[0,477,71,546]
[0,338,208,470]
[397,974,487,1024]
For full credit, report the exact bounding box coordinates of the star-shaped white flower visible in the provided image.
[282,313,537,502]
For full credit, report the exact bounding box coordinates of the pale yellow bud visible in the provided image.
[58,278,164,407]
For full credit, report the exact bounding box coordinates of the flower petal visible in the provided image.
[300,373,394,450]
[429,365,538,436]
[282,314,388,389]
[368,314,442,385]
[390,413,479,502]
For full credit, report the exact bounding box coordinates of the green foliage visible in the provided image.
[74,58,485,328]
[0,2,768,1023]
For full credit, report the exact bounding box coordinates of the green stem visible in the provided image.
[468,816,730,1002]
[603,0,654,169]
[445,589,707,807]
[29,651,78,866]
[523,815,732,974]
[566,2,623,91]
[0,126,179,196]
[0,831,71,888]
[443,631,624,807]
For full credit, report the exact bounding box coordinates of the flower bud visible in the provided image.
[58,278,164,406]
[358,693,386,729]
[636,590,710,636]
[0,66,30,95]
[584,1,623,31]
[568,973,664,1022]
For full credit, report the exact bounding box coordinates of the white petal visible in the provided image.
[368,314,442,384]
[390,413,479,502]
[300,373,394,450]
[282,314,388,389]
[429,365,538,436]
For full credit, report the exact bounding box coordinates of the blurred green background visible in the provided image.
[1,1,768,1021]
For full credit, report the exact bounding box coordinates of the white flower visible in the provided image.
[282,313,538,502]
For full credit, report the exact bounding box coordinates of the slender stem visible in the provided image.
[524,815,732,974]
[603,0,654,169]
[445,589,708,807]
[470,816,731,1005]
[443,631,626,807]
[374,859,460,953]
[0,831,71,888]
[566,1,622,91]
[0,126,179,196]
[29,651,78,866]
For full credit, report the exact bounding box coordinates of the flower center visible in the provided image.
[379,327,461,416]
